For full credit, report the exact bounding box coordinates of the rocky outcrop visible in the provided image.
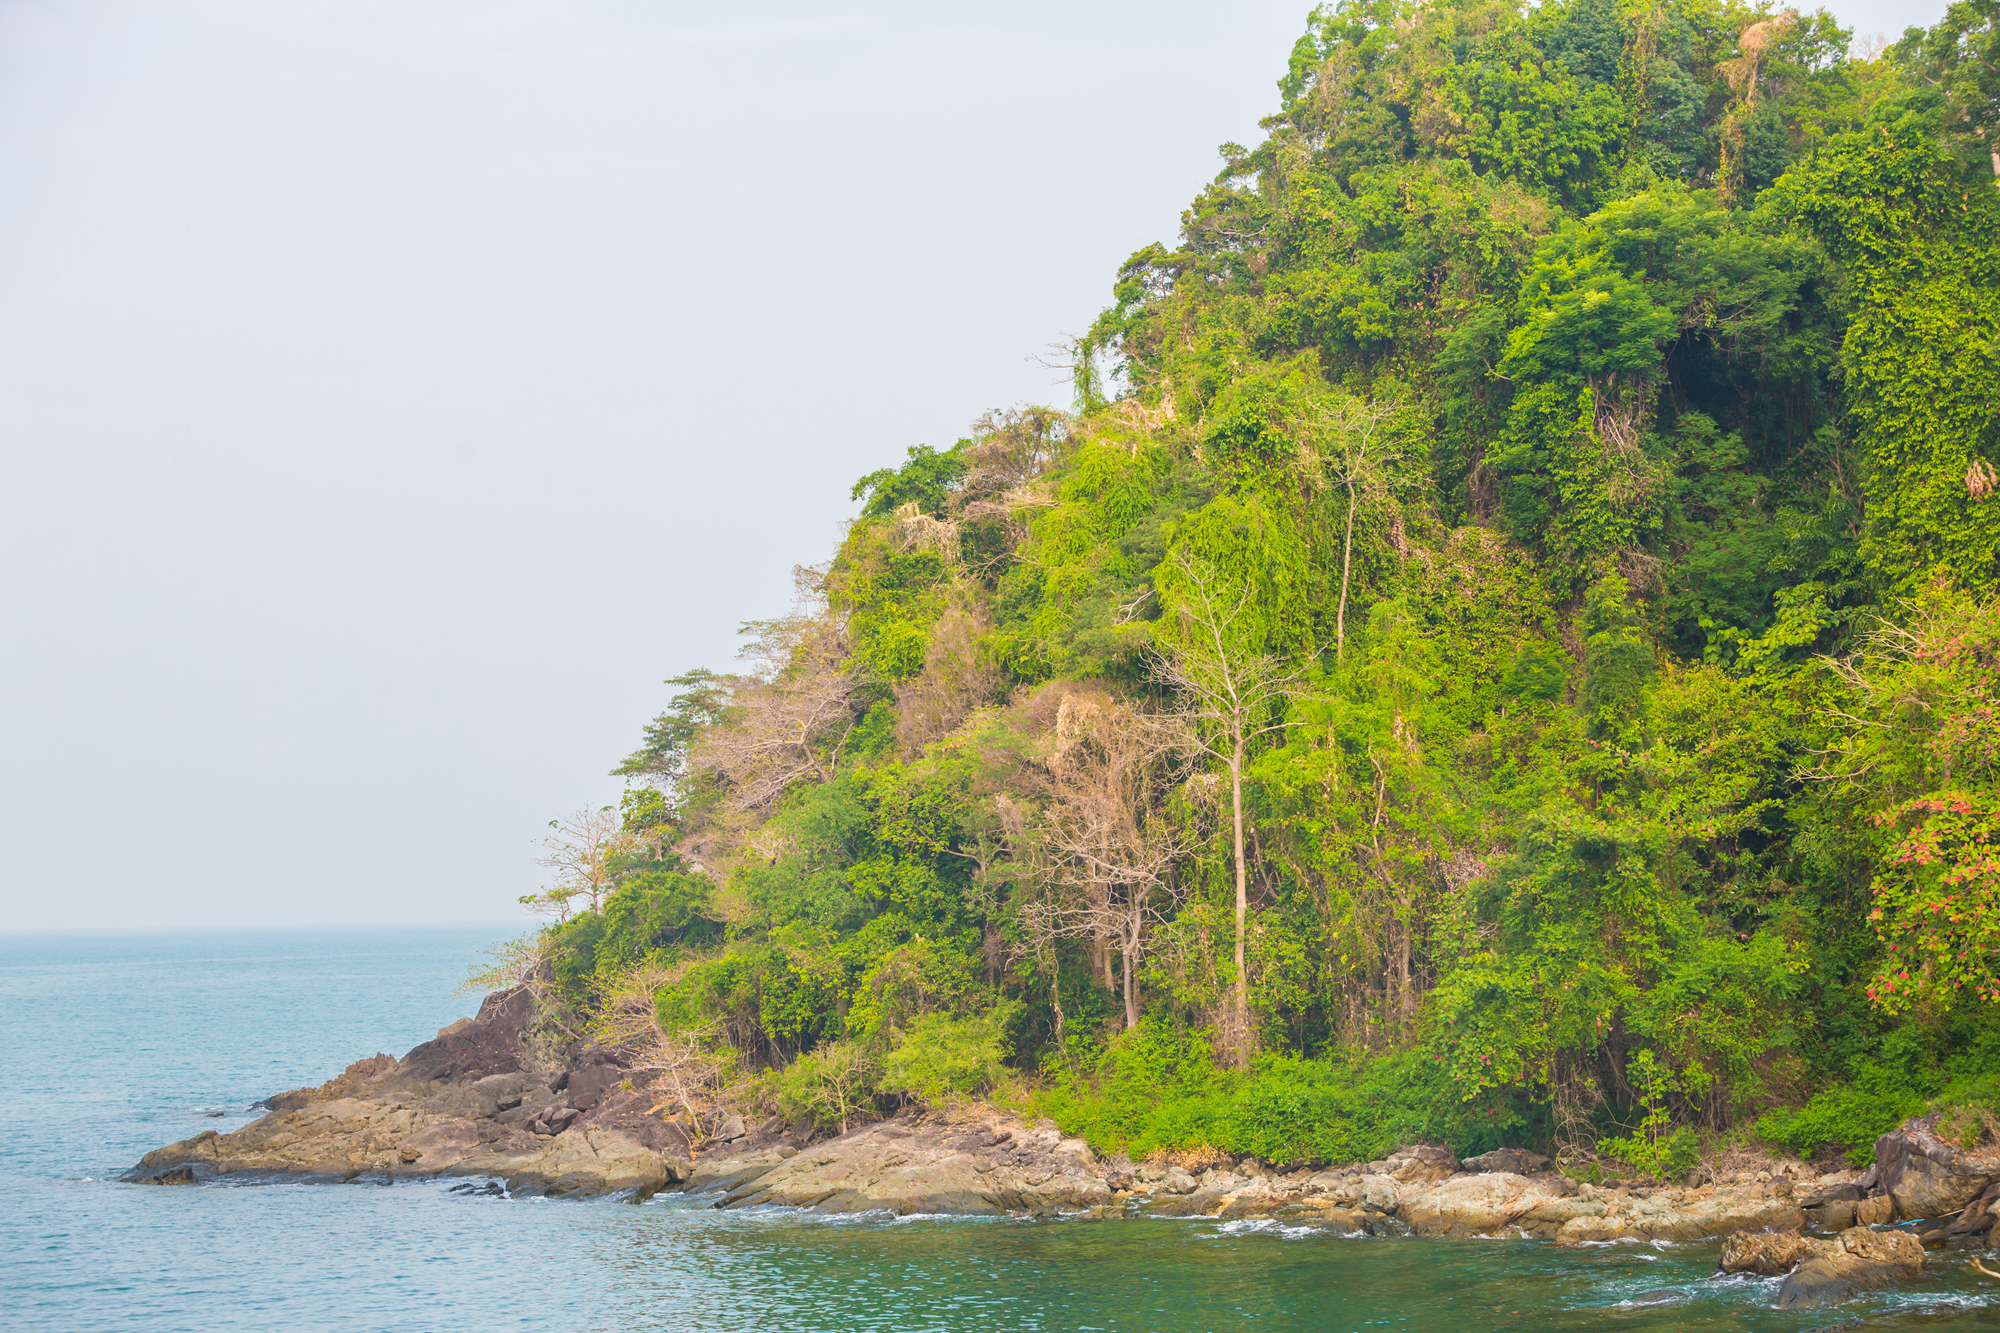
[710,1121,1113,1216]
[119,989,1970,1315]
[1460,1147,1551,1175]
[1873,1113,2000,1220]
[123,987,694,1200]
[1719,1228,1814,1276]
[1777,1226,1928,1309]
[1717,1224,1930,1309]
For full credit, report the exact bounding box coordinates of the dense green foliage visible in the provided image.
[517,0,2000,1174]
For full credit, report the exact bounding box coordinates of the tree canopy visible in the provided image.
[502,0,2000,1172]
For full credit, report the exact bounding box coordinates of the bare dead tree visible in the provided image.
[588,960,734,1134]
[528,806,628,916]
[1016,690,1202,1029]
[893,605,1001,753]
[691,611,858,809]
[1152,549,1304,1064]
[948,407,1072,574]
[1300,395,1402,660]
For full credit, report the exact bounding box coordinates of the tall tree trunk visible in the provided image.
[1091,881,1114,989]
[1122,935,1139,1030]
[1397,898,1413,1042]
[1049,956,1065,1050]
[1230,732,1249,1065]
[1337,475,1357,660]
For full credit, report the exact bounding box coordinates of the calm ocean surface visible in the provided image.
[2,923,1994,1332]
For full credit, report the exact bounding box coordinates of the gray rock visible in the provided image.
[1461,1147,1551,1176]
[1360,1173,1399,1212]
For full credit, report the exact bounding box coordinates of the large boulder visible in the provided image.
[565,1059,628,1112]
[1948,1182,2000,1237]
[1461,1147,1551,1175]
[1402,1171,1573,1236]
[1776,1226,1926,1309]
[1387,1144,1459,1183]
[1360,1173,1400,1212]
[1718,1229,1812,1276]
[1874,1112,2000,1219]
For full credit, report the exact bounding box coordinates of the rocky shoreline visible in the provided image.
[127,987,2000,1310]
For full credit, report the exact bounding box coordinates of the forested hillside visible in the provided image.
[493,0,2000,1176]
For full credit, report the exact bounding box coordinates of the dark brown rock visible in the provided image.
[389,988,536,1088]
[565,1061,627,1112]
[1948,1180,2000,1234]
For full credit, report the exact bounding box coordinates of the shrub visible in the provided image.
[879,1005,1019,1106]
[1755,1085,1927,1166]
[1027,1021,1449,1164]
[763,1040,882,1135]
[1597,1124,1701,1181]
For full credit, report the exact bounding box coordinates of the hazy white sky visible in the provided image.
[0,0,1950,932]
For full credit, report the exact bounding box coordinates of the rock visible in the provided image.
[1841,1224,1928,1268]
[1388,1144,1458,1183]
[384,988,539,1090]
[1360,1174,1399,1212]
[726,1118,1112,1216]
[500,1127,678,1200]
[1856,1194,1896,1226]
[148,1165,199,1186]
[565,1060,627,1113]
[1874,1113,2000,1219]
[1057,1138,1097,1165]
[1919,1229,1948,1248]
[1719,1228,1812,1276]
[715,1114,746,1141]
[1808,1200,1858,1232]
[1776,1226,1926,1310]
[1402,1172,1572,1237]
[122,986,683,1200]
[529,1105,582,1136]
[1802,1181,1866,1205]
[1460,1148,1551,1175]
[1948,1182,2000,1235]
[685,1146,789,1194]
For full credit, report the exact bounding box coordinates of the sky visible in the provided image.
[0,0,1952,932]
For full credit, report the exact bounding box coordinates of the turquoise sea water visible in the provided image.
[3,924,1996,1333]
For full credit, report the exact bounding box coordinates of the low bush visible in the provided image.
[759,1040,882,1134]
[1024,1021,1459,1164]
[879,1005,1018,1106]
[1755,1085,1927,1166]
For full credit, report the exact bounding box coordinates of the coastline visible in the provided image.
[124,986,2000,1308]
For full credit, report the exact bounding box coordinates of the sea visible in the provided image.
[2,923,1994,1332]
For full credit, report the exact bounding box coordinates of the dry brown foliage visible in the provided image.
[1147,1144,1231,1172]
[1009,684,1203,1031]
[691,612,858,810]
[894,606,1002,753]
[587,959,733,1128]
